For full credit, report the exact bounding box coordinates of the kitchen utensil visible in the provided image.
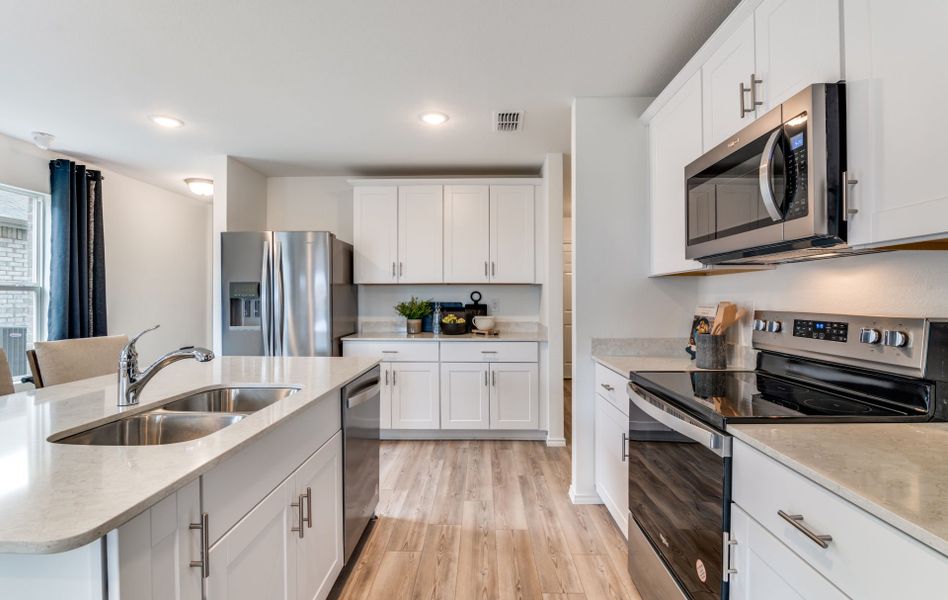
[712,302,738,335]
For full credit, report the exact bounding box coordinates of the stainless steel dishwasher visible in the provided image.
[341,366,381,563]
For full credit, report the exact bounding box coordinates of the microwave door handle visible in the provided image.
[628,383,732,458]
[758,129,785,222]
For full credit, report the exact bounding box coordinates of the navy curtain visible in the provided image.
[48,159,108,340]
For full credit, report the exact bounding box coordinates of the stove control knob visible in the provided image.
[753,319,768,332]
[859,328,881,345]
[883,330,908,348]
[766,320,783,333]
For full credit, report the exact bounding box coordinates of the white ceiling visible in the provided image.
[0,0,738,195]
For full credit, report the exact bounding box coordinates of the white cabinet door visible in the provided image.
[294,433,344,600]
[353,186,398,283]
[754,0,841,111]
[108,479,202,600]
[489,185,535,283]
[391,362,440,429]
[398,185,443,283]
[489,363,538,430]
[207,476,296,600]
[844,0,948,246]
[702,15,757,149]
[649,71,706,275]
[440,362,490,429]
[380,363,393,429]
[729,504,846,600]
[443,185,490,283]
[594,395,628,537]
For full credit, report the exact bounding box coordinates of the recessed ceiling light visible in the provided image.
[30,131,55,150]
[419,112,449,126]
[184,178,214,197]
[149,114,185,128]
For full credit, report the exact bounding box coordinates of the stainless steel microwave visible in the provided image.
[685,83,848,264]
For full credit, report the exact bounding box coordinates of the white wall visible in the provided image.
[697,250,948,347]
[267,176,353,242]
[0,133,211,363]
[570,97,698,502]
[539,154,565,445]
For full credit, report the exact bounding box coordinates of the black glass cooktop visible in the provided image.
[631,368,932,431]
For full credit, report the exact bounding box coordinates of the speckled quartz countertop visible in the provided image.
[730,423,948,557]
[0,356,379,554]
[344,331,546,342]
[593,355,749,377]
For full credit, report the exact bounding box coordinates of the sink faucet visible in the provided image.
[118,325,215,406]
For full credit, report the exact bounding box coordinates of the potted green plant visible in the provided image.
[394,296,433,334]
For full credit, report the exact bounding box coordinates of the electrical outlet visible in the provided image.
[490,299,500,313]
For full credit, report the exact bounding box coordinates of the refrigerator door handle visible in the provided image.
[274,240,286,356]
[260,240,273,356]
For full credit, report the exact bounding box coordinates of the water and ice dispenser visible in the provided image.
[228,282,261,328]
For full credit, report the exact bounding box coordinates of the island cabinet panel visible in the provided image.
[207,474,298,600]
[107,478,202,600]
[0,540,105,600]
[203,392,341,544]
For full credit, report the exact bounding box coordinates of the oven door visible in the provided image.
[627,383,732,600]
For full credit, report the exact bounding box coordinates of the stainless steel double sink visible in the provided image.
[54,386,299,446]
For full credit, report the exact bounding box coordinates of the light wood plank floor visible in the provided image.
[331,440,641,600]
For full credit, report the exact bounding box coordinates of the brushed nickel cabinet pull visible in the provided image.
[291,494,305,538]
[749,73,763,112]
[392,262,396,277]
[384,369,388,386]
[491,261,496,276]
[621,433,629,462]
[484,261,488,277]
[842,171,859,221]
[189,512,210,578]
[778,510,832,548]
[600,383,615,392]
[303,487,313,528]
[399,262,403,276]
[491,371,496,387]
[484,370,488,386]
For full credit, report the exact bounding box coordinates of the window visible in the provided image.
[0,184,47,380]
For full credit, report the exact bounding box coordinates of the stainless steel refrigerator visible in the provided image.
[221,231,357,357]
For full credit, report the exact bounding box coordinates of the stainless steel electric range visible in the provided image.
[625,311,948,600]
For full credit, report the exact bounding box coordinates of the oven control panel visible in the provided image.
[793,319,848,342]
[752,310,930,377]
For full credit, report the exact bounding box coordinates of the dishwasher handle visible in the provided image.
[347,382,381,409]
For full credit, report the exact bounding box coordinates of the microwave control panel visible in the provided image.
[783,111,809,221]
[793,319,848,343]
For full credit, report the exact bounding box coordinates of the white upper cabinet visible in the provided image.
[702,15,757,150]
[490,185,535,283]
[754,0,841,111]
[397,186,443,283]
[649,71,706,276]
[353,186,398,283]
[844,0,948,246]
[444,185,491,283]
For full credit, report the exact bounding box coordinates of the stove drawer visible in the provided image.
[733,439,948,600]
[594,363,629,416]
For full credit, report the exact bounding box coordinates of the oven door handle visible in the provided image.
[758,128,785,223]
[628,383,732,458]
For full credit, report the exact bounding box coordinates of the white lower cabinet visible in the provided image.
[441,362,490,429]
[207,432,343,600]
[391,362,440,429]
[729,503,845,600]
[489,363,539,430]
[594,394,628,537]
[107,478,203,600]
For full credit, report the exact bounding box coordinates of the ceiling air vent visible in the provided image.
[493,111,523,133]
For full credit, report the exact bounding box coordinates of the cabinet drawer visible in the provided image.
[342,341,439,362]
[202,394,341,545]
[733,439,948,599]
[439,341,537,363]
[594,363,629,416]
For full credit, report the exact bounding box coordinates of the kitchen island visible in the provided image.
[0,355,379,599]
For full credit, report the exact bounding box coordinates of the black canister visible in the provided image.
[695,334,727,369]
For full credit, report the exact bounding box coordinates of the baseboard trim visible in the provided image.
[568,485,602,505]
[545,436,567,447]
[381,429,547,441]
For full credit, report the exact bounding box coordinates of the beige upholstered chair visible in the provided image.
[0,349,14,396]
[28,335,129,388]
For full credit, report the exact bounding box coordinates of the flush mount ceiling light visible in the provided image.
[419,112,449,125]
[149,114,185,128]
[184,178,214,197]
[30,131,55,150]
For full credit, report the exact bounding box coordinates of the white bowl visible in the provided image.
[473,316,496,330]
